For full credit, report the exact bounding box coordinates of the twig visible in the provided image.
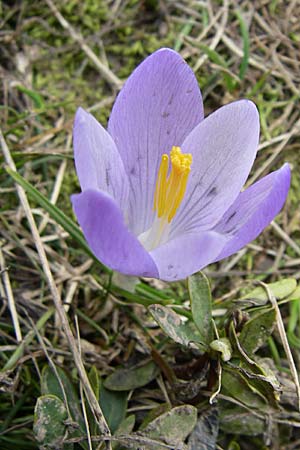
[0,128,111,437]
[247,116,300,187]
[220,248,247,273]
[75,315,93,450]
[64,281,79,313]
[221,33,283,78]
[65,433,180,449]
[271,221,300,257]
[193,0,229,71]
[0,247,22,342]
[258,132,294,152]
[44,0,122,89]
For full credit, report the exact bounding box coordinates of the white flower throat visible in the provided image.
[139,146,192,251]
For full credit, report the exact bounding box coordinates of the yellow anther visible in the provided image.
[153,146,192,223]
[153,154,169,218]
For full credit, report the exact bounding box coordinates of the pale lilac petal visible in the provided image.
[150,231,228,281]
[72,189,158,277]
[108,48,204,236]
[171,100,260,238]
[73,108,129,212]
[213,164,291,261]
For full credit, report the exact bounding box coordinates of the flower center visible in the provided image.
[139,146,192,251]
[154,146,192,222]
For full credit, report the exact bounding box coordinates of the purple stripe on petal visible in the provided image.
[73,108,130,214]
[108,48,204,236]
[150,231,228,281]
[213,163,291,261]
[171,100,260,238]
[72,189,158,278]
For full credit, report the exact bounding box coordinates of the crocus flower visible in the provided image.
[71,48,290,281]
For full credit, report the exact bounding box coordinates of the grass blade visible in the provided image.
[236,10,250,80]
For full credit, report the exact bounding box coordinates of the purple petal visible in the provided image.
[73,108,129,212]
[108,48,204,236]
[171,100,260,238]
[213,163,291,261]
[150,231,228,281]
[72,189,158,277]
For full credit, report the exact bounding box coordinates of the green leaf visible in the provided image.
[33,394,67,448]
[241,278,297,303]
[219,404,265,436]
[210,338,232,362]
[112,415,135,450]
[236,10,250,79]
[104,361,159,391]
[287,287,300,348]
[174,22,193,52]
[149,304,206,349]
[87,366,101,437]
[221,368,267,410]
[88,365,100,400]
[287,284,300,301]
[239,362,280,408]
[228,322,280,407]
[140,404,171,430]
[143,405,197,449]
[188,407,219,450]
[6,167,109,273]
[15,85,45,109]
[197,43,237,92]
[41,365,87,449]
[115,414,135,434]
[99,384,128,433]
[188,272,214,346]
[41,365,82,425]
[239,308,276,354]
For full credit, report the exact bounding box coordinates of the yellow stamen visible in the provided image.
[155,154,169,217]
[153,146,192,223]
